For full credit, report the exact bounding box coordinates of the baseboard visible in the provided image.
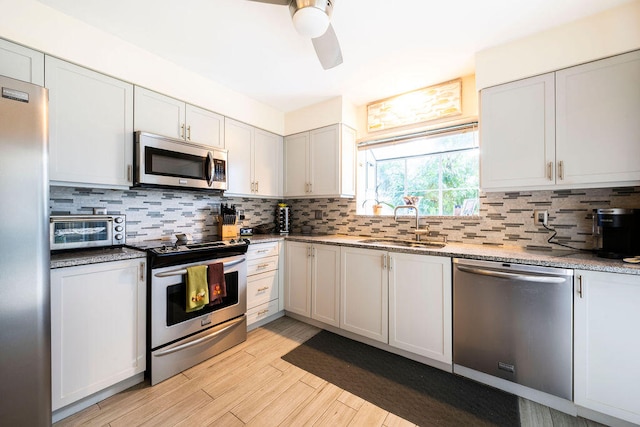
[51,373,145,423]
[577,405,640,427]
[247,310,284,331]
[284,312,453,373]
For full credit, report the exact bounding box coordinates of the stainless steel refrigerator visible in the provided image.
[0,75,51,425]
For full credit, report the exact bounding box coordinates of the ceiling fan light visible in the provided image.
[292,7,329,38]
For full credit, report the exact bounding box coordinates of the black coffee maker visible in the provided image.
[593,208,640,258]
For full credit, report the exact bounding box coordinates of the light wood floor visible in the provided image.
[54,316,605,427]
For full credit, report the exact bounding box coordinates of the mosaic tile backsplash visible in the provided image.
[50,186,640,251]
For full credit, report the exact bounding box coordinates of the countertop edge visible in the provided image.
[50,247,147,269]
[284,235,640,276]
[50,234,640,276]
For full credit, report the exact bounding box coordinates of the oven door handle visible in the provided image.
[153,316,246,357]
[456,265,566,283]
[154,258,245,278]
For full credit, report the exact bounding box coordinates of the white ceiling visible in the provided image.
[37,0,634,113]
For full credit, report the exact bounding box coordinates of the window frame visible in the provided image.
[357,121,479,217]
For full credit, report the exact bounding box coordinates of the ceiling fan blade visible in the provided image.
[247,0,290,5]
[311,23,343,70]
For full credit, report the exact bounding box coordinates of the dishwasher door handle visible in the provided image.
[456,265,567,284]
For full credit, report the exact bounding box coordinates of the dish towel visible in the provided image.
[208,262,226,305]
[186,265,209,312]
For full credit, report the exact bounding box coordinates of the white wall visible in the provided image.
[284,96,359,136]
[0,0,285,135]
[475,0,640,90]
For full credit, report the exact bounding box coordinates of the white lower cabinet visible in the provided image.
[284,241,340,327]
[50,259,146,411]
[246,241,282,327]
[389,253,452,363]
[340,246,388,343]
[284,241,312,317]
[574,270,640,425]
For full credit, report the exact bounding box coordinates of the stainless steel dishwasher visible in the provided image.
[453,258,573,400]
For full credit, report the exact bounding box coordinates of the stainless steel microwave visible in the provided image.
[50,215,126,251]
[134,131,228,191]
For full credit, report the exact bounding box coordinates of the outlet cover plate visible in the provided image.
[534,210,548,226]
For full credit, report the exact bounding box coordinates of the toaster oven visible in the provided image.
[50,215,126,251]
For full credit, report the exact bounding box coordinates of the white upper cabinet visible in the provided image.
[0,39,44,85]
[480,74,556,190]
[225,118,253,195]
[555,50,640,186]
[46,56,134,189]
[134,86,224,149]
[481,50,640,191]
[284,124,356,198]
[283,132,309,196]
[253,127,282,198]
[224,117,282,198]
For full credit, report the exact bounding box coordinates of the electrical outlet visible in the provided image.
[534,210,548,226]
[314,210,323,220]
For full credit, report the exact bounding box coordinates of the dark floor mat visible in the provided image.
[282,330,520,427]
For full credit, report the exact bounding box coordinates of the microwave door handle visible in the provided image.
[206,151,214,187]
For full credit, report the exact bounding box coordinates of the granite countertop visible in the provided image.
[284,234,640,276]
[50,233,640,276]
[50,246,147,269]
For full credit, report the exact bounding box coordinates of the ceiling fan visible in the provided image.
[248,0,343,70]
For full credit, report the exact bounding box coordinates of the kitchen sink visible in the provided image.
[358,238,446,249]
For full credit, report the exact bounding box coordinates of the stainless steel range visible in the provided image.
[145,238,249,385]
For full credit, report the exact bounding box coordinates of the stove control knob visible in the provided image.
[115,234,123,241]
[229,239,235,243]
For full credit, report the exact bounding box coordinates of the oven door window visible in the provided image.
[166,271,239,326]
[146,146,207,180]
[52,219,111,245]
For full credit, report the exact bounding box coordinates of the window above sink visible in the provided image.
[357,122,479,217]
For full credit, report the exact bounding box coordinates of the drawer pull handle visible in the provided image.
[257,309,269,315]
[257,286,269,292]
[257,263,270,269]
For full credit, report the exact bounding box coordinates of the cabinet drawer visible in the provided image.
[247,242,279,259]
[247,255,278,276]
[247,270,278,308]
[247,299,279,326]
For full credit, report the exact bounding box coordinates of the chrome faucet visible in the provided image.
[394,205,428,241]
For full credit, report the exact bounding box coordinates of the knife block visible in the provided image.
[217,216,238,239]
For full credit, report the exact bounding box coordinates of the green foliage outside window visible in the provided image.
[359,126,479,216]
